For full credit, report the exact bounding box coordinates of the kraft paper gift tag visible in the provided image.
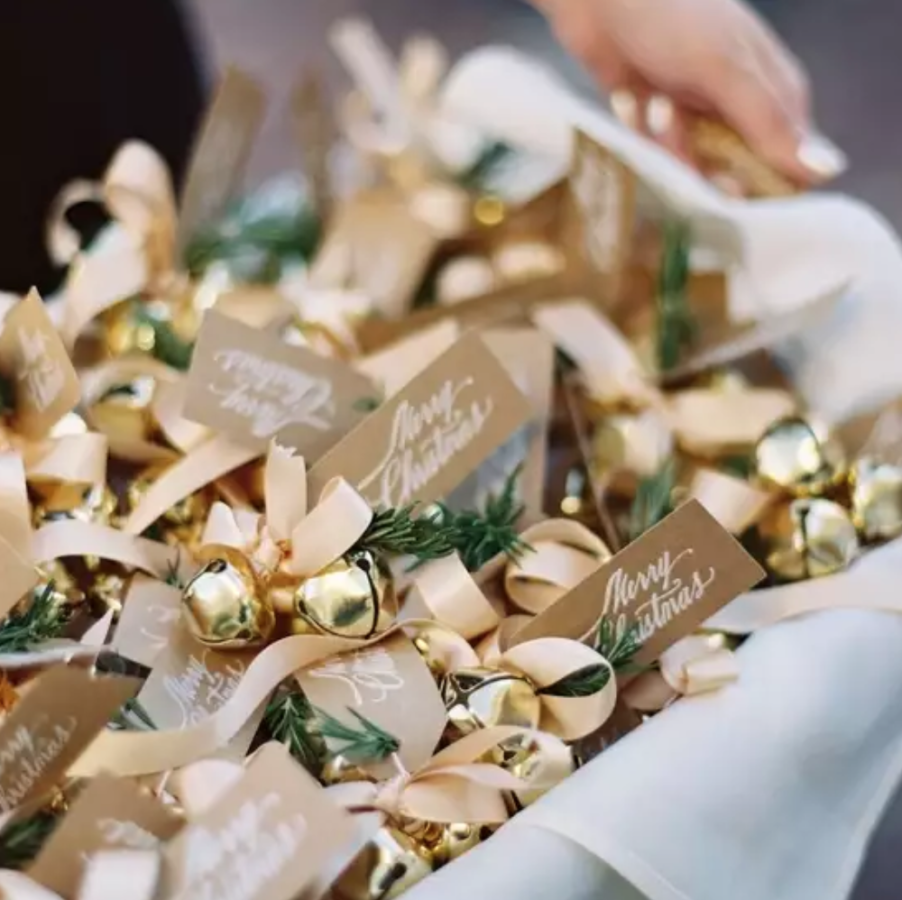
[28,774,181,899]
[0,668,137,813]
[291,71,337,222]
[177,67,267,253]
[511,500,764,666]
[0,290,80,440]
[297,631,447,774]
[183,309,379,457]
[0,534,40,621]
[308,332,533,508]
[112,576,182,669]
[160,743,354,900]
[444,327,554,519]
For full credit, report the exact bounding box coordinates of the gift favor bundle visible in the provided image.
[0,18,901,900]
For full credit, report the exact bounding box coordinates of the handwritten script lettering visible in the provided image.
[602,549,716,643]
[163,652,245,727]
[139,603,181,655]
[175,794,307,900]
[306,645,404,706]
[210,349,335,438]
[572,149,622,274]
[17,328,65,412]
[0,716,78,811]
[358,377,492,508]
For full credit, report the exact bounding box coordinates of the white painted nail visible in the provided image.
[797,132,848,178]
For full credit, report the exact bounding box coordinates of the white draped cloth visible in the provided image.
[401,46,902,900]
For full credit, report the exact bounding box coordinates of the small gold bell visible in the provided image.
[320,754,372,786]
[87,570,130,619]
[127,463,212,549]
[289,550,396,639]
[181,545,274,649]
[408,820,490,866]
[441,667,542,736]
[849,457,902,542]
[336,825,434,900]
[493,733,574,809]
[100,297,196,359]
[89,376,159,445]
[754,416,846,496]
[758,498,859,581]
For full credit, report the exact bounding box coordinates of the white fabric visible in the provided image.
[409,46,902,900]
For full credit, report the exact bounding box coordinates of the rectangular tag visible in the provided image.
[183,310,379,456]
[0,669,137,812]
[296,632,446,773]
[177,67,267,253]
[511,500,764,664]
[160,743,354,900]
[308,189,441,318]
[290,71,336,221]
[568,129,637,304]
[443,328,554,519]
[29,774,181,898]
[0,290,81,439]
[308,333,533,508]
[112,576,181,669]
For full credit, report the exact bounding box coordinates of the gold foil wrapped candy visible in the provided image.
[441,667,541,735]
[758,498,859,581]
[100,296,197,360]
[405,820,491,866]
[31,482,119,530]
[126,463,213,549]
[336,825,434,900]
[181,545,275,649]
[498,733,575,809]
[286,550,396,640]
[754,416,845,496]
[849,458,902,542]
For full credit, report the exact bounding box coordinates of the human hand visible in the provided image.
[531,0,846,185]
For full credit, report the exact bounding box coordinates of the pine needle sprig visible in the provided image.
[629,459,677,542]
[109,698,157,732]
[133,308,194,372]
[354,504,458,563]
[264,690,324,774]
[656,219,696,372]
[0,811,58,870]
[438,465,532,571]
[0,583,68,654]
[537,617,644,698]
[314,707,400,764]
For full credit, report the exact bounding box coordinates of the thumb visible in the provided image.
[709,65,846,185]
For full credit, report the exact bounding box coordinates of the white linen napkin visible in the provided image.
[402,46,902,900]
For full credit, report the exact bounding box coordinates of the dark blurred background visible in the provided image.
[183,2,902,898]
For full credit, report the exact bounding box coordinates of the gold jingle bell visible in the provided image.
[89,376,159,445]
[32,482,119,529]
[850,457,902,542]
[403,819,491,866]
[754,416,846,496]
[441,667,542,736]
[320,753,372,787]
[493,733,575,810]
[86,569,131,619]
[127,464,212,549]
[288,550,396,640]
[181,545,274,649]
[100,296,197,359]
[758,498,859,581]
[336,824,434,900]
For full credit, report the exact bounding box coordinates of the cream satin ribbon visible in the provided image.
[327,726,571,824]
[0,850,160,900]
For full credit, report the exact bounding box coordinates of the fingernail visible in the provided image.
[797,132,848,178]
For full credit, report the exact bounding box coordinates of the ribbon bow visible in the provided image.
[327,726,570,825]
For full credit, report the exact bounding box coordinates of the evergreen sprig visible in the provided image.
[0,811,58,870]
[133,308,194,372]
[537,617,644,698]
[109,698,157,732]
[265,690,323,774]
[354,504,459,563]
[437,465,532,571]
[0,583,68,654]
[629,459,677,542]
[656,219,696,372]
[314,706,400,764]
[184,209,321,283]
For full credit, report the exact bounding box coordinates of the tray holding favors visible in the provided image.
[0,17,901,900]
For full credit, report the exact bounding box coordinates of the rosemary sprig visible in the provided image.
[0,583,68,654]
[656,219,696,372]
[314,706,400,764]
[133,308,194,372]
[164,553,183,589]
[264,690,323,774]
[438,465,532,571]
[354,504,458,563]
[537,618,644,698]
[456,141,515,192]
[184,209,322,282]
[629,459,677,542]
[109,698,157,732]
[0,811,58,870]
